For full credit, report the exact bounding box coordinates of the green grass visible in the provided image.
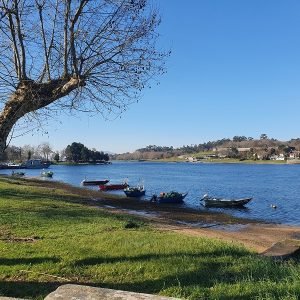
[0,177,299,299]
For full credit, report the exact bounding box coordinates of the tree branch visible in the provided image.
[36,1,51,80]
[63,0,70,77]
[69,0,88,76]
[7,12,21,79]
[13,0,27,79]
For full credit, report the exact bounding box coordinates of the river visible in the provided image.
[3,161,300,226]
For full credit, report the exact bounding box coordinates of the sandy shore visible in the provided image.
[22,178,300,253]
[96,197,300,253]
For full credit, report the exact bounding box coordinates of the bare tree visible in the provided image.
[0,0,167,158]
[37,142,52,161]
[21,144,36,160]
[5,145,21,161]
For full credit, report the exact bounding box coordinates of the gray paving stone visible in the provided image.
[45,284,180,300]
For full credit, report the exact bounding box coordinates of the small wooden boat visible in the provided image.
[81,179,109,186]
[99,182,129,191]
[41,170,54,178]
[11,171,25,177]
[201,194,252,208]
[124,185,146,197]
[151,191,188,204]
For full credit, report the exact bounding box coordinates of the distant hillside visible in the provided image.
[113,135,300,161]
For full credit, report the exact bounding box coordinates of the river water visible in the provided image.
[3,161,300,226]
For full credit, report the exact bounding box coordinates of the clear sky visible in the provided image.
[12,0,300,153]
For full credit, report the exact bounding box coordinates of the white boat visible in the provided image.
[201,194,252,208]
[41,170,54,178]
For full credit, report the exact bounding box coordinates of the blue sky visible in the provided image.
[13,0,300,153]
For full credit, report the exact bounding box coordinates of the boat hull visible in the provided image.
[0,164,23,169]
[41,171,53,178]
[11,171,25,177]
[99,183,128,191]
[203,197,252,208]
[124,189,146,197]
[158,193,187,204]
[21,160,50,169]
[81,179,109,186]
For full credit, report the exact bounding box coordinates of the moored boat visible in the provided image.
[4,163,23,169]
[124,185,145,197]
[99,182,129,191]
[41,170,54,178]
[151,191,188,204]
[22,159,50,169]
[201,194,252,208]
[11,171,25,177]
[81,179,109,186]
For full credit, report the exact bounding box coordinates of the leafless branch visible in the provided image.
[0,0,168,155]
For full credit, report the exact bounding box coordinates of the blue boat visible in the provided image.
[22,159,50,169]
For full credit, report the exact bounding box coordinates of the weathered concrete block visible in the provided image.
[45,284,180,300]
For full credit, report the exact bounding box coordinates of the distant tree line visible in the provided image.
[2,142,109,163]
[114,134,300,160]
[137,145,174,152]
[4,142,54,162]
[65,142,109,163]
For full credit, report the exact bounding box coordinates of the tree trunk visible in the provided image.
[0,77,85,160]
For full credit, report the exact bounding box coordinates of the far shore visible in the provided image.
[114,158,300,165]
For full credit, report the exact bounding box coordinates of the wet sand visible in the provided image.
[20,178,300,253]
[96,197,300,253]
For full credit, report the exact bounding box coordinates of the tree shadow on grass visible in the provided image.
[0,257,60,266]
[0,280,64,299]
[71,251,292,300]
[74,249,250,267]
[0,274,280,300]
[0,251,288,300]
[98,268,257,300]
[73,251,255,297]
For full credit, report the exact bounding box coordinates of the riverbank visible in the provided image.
[1,176,300,299]
[6,175,300,253]
[79,185,300,253]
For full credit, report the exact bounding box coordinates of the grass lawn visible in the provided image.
[0,176,299,299]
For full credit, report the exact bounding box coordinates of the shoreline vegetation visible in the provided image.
[1,176,300,299]
[113,157,298,164]
[112,136,300,164]
[4,136,300,167]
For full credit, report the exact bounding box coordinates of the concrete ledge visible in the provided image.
[45,284,180,300]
